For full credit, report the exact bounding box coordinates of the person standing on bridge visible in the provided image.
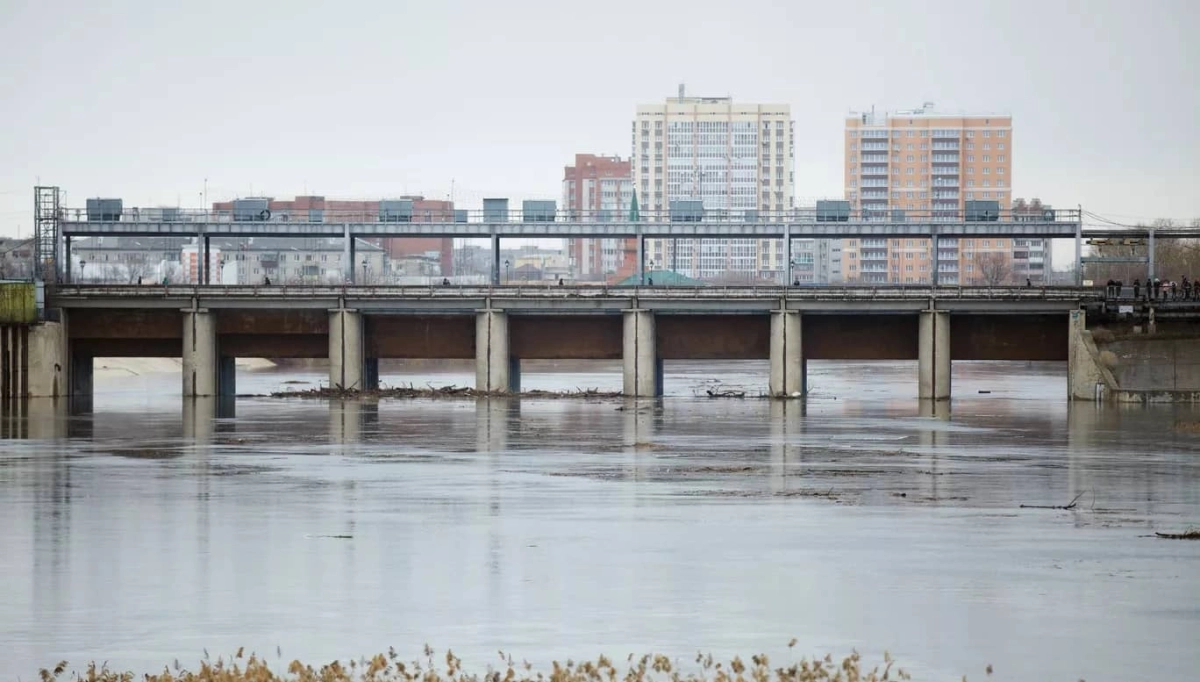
[1133,278,1141,300]
[1171,280,1178,300]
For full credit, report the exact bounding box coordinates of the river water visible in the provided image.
[1,360,1198,681]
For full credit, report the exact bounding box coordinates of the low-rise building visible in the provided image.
[0,238,34,280]
[70,236,386,284]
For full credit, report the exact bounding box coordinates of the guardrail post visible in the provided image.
[342,223,352,283]
[783,222,792,286]
[1074,216,1083,286]
[931,226,939,286]
[1148,227,1156,282]
[491,232,501,286]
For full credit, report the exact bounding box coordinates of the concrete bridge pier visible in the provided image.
[623,309,662,397]
[182,308,230,398]
[329,309,370,391]
[918,310,951,400]
[769,310,804,397]
[476,309,515,392]
[28,320,69,399]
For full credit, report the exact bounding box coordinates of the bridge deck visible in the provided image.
[49,284,1098,314]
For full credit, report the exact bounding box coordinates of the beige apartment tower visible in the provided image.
[633,87,794,281]
[842,104,1016,285]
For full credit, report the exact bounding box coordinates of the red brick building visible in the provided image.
[561,154,638,282]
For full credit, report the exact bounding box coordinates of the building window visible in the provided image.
[983,168,990,174]
[998,143,1006,150]
[997,167,1005,174]
[998,155,1006,162]
[983,131,991,138]
[983,143,991,151]
[907,155,914,162]
[997,179,1005,187]
[966,131,975,138]
[967,155,975,162]
[997,130,1006,138]
[983,155,991,162]
[967,143,975,150]
[906,130,913,137]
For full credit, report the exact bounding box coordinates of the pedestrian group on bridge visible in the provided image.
[1109,277,1195,301]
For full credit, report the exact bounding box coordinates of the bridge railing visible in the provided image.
[56,206,1085,225]
[50,283,1101,300]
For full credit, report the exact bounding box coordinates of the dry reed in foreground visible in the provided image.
[41,645,919,682]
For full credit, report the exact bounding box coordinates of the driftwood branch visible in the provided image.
[1020,490,1087,510]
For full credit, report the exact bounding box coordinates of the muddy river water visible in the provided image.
[1,360,1198,681]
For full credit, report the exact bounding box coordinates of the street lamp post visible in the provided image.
[361,258,368,285]
[504,259,510,283]
[79,259,86,284]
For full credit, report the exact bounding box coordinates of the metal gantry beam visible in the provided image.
[59,218,1090,239]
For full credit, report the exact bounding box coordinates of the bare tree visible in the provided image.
[125,254,153,284]
[972,252,1013,285]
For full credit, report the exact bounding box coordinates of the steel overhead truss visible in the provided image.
[34,186,62,282]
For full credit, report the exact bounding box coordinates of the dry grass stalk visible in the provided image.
[40,646,913,682]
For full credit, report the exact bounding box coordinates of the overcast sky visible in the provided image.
[1,0,1197,237]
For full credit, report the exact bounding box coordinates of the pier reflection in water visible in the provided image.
[1,361,1199,682]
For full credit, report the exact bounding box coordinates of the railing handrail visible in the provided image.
[55,206,1085,225]
[49,283,1102,300]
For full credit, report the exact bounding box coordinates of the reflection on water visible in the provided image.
[1,361,1199,681]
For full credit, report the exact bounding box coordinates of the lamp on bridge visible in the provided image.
[504,259,511,283]
[361,258,368,285]
[79,259,86,284]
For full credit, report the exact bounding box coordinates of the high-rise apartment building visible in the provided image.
[561,154,636,282]
[633,88,794,281]
[841,104,1017,284]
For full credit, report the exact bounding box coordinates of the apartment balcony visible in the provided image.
[860,154,888,163]
[932,130,959,139]
[860,164,889,177]
[859,191,887,200]
[931,154,959,162]
[860,142,888,151]
[932,179,959,187]
[932,143,960,151]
